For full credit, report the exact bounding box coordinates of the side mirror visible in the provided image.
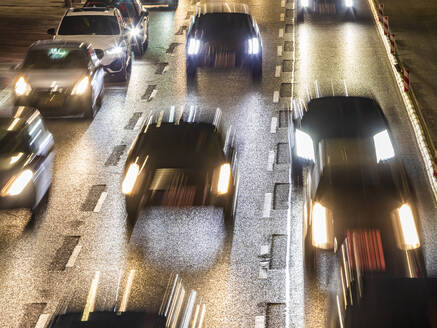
[47,28,56,35]
[95,49,104,60]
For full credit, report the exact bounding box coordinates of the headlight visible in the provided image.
[187,38,201,55]
[122,163,140,195]
[373,129,395,163]
[71,76,90,95]
[106,46,123,55]
[128,27,141,38]
[311,202,334,249]
[301,0,309,7]
[396,204,420,250]
[345,0,353,7]
[217,163,231,195]
[248,38,260,55]
[1,169,33,196]
[295,129,315,161]
[15,77,32,96]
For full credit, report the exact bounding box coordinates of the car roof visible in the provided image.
[29,40,92,51]
[66,7,119,16]
[300,96,388,142]
[195,1,250,15]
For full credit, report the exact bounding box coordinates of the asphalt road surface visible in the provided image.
[0,0,435,327]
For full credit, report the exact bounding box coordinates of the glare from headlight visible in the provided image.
[1,169,33,196]
[122,163,139,195]
[218,163,231,195]
[15,77,32,96]
[71,76,90,95]
[345,0,353,7]
[295,129,315,161]
[397,204,420,250]
[312,202,334,249]
[187,38,201,55]
[248,38,260,55]
[106,46,123,55]
[129,27,141,38]
[301,0,309,7]
[373,129,395,163]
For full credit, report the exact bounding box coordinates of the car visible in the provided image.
[0,106,54,212]
[291,97,425,274]
[185,2,262,80]
[13,41,105,118]
[297,0,355,21]
[48,7,132,82]
[121,108,239,231]
[140,0,178,11]
[83,0,150,56]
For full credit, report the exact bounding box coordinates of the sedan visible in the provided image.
[0,106,54,212]
[291,97,424,275]
[13,41,105,118]
[185,2,262,80]
[297,0,355,21]
[121,108,238,231]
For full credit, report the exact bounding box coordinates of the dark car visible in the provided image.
[297,0,355,21]
[84,0,150,56]
[140,0,179,11]
[291,97,425,275]
[0,106,54,211]
[121,108,238,229]
[185,2,262,80]
[13,41,105,118]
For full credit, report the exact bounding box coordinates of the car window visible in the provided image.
[58,16,120,35]
[0,120,29,154]
[193,13,252,38]
[22,48,89,69]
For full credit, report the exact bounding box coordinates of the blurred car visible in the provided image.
[297,0,355,21]
[47,273,206,327]
[48,7,132,82]
[83,0,150,56]
[185,2,262,80]
[13,41,105,118]
[140,0,178,10]
[291,97,425,274]
[0,106,54,211]
[121,108,238,229]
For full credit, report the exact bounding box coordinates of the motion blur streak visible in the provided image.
[119,269,136,313]
[81,271,101,322]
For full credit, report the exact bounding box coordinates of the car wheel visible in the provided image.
[125,195,143,237]
[186,60,197,79]
[252,59,262,80]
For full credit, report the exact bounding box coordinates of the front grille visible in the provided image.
[203,44,238,67]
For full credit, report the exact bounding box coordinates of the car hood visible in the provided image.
[18,69,87,89]
[54,34,120,51]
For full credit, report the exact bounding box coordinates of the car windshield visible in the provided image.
[22,48,89,69]
[193,13,252,39]
[58,16,120,35]
[0,120,28,154]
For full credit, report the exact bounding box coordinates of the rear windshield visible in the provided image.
[193,13,252,38]
[22,48,89,69]
[0,120,28,154]
[58,16,120,35]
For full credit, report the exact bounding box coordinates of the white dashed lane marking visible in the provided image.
[66,245,82,268]
[262,193,272,218]
[279,28,284,38]
[271,116,278,133]
[267,150,275,171]
[255,315,266,328]
[280,13,285,21]
[273,91,280,103]
[275,65,281,77]
[34,313,50,328]
[277,45,283,57]
[93,191,108,213]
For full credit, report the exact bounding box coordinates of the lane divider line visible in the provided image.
[65,245,82,268]
[271,116,278,133]
[34,313,50,328]
[281,0,286,7]
[277,45,283,57]
[93,191,108,213]
[267,150,275,171]
[367,0,437,202]
[279,28,284,38]
[255,315,266,328]
[273,91,280,103]
[280,13,285,21]
[262,193,272,218]
[148,88,158,102]
[275,65,282,77]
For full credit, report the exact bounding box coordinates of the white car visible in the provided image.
[48,7,132,82]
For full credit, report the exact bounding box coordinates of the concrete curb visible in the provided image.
[368,0,437,204]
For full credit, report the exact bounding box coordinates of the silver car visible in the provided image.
[13,40,105,119]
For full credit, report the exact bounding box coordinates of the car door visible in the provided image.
[135,0,149,43]
[88,50,104,103]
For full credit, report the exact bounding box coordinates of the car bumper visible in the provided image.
[186,52,261,69]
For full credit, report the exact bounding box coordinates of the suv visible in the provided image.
[48,7,132,82]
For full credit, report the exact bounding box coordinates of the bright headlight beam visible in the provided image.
[301,0,309,7]
[71,76,90,95]
[106,46,123,55]
[345,0,353,7]
[15,77,31,96]
[122,163,139,195]
[373,129,395,162]
[295,129,315,161]
[248,38,260,55]
[312,202,329,248]
[129,27,141,38]
[187,38,200,55]
[1,169,33,196]
[217,163,231,195]
[398,204,420,250]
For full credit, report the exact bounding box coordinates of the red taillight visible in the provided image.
[346,229,386,272]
